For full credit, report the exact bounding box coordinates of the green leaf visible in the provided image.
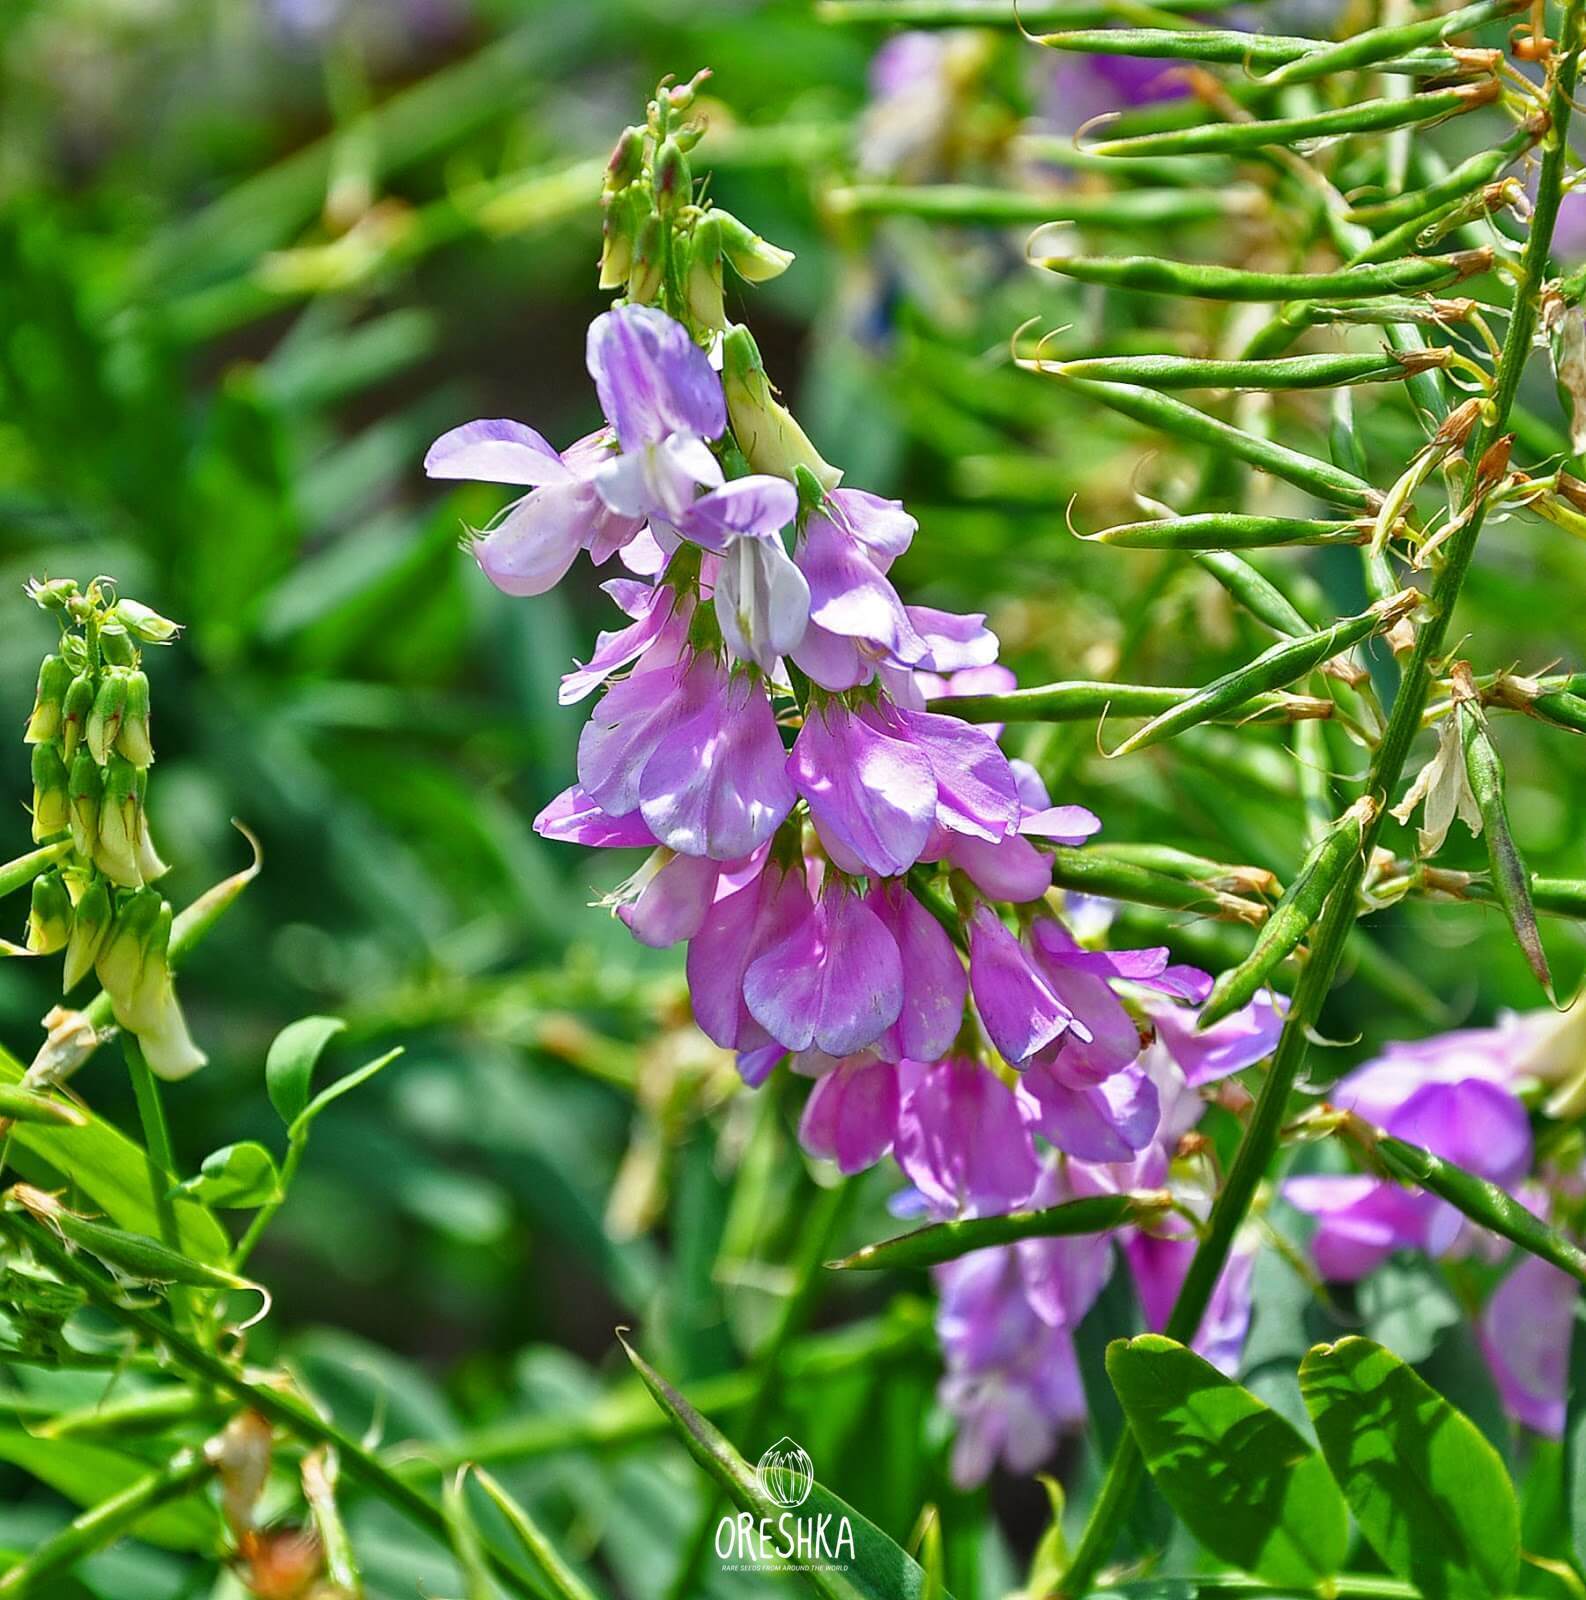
[0,1048,228,1266]
[0,1431,220,1553]
[265,1015,347,1126]
[289,1047,403,1140]
[1565,1288,1586,1568]
[170,1141,282,1208]
[1106,1334,1347,1586]
[1299,1337,1521,1600]
[620,1335,952,1600]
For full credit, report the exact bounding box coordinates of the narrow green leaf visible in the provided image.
[0,1046,229,1265]
[1031,376,1380,507]
[828,1194,1155,1272]
[930,679,1328,727]
[1035,248,1491,302]
[289,1047,403,1139]
[474,1466,605,1600]
[1035,24,1465,74]
[1566,1290,1586,1568]
[829,184,1257,228]
[170,1141,282,1208]
[620,1335,951,1600]
[1299,1337,1521,1600]
[0,1084,85,1126]
[0,1431,220,1554]
[266,1015,348,1126]
[441,1469,497,1600]
[1107,1334,1348,1586]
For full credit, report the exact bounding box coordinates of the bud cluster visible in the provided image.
[22,578,204,1080]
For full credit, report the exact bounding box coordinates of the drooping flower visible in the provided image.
[798,1052,909,1175]
[895,1056,1040,1216]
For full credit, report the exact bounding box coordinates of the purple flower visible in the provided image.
[798,1053,905,1174]
[966,905,1078,1065]
[1019,1058,1160,1162]
[1479,1253,1572,1436]
[895,1056,1040,1216]
[1125,1229,1257,1375]
[1151,989,1284,1086]
[575,647,795,861]
[742,875,904,1057]
[867,881,968,1063]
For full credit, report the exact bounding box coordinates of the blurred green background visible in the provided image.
[3,1,1585,1594]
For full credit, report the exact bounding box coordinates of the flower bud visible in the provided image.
[94,756,145,888]
[134,769,169,881]
[30,743,70,842]
[721,326,842,490]
[685,213,726,331]
[25,577,79,614]
[27,872,72,956]
[627,213,666,306]
[116,669,154,768]
[136,984,207,1081]
[605,124,646,194]
[67,750,103,859]
[61,672,95,762]
[715,209,795,284]
[96,888,163,1029]
[599,185,648,292]
[666,67,711,114]
[654,137,689,211]
[111,598,181,644]
[63,878,112,991]
[98,624,135,667]
[86,667,129,767]
[25,655,73,746]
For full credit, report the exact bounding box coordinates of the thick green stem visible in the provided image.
[1057,10,1584,1591]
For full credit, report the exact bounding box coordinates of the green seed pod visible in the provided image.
[1112,591,1417,757]
[115,669,153,768]
[67,750,103,859]
[60,673,95,763]
[685,213,726,331]
[1197,797,1378,1030]
[1255,0,1520,86]
[1036,248,1491,303]
[93,756,144,889]
[1084,514,1364,550]
[1192,552,1313,638]
[1053,351,1429,392]
[722,326,842,490]
[24,655,74,746]
[714,208,796,283]
[930,677,1327,727]
[63,878,112,992]
[1035,24,1464,75]
[833,183,1256,228]
[1026,376,1378,509]
[109,599,180,644]
[86,668,129,767]
[1458,686,1550,990]
[30,743,70,842]
[1045,844,1268,926]
[1088,82,1497,158]
[26,872,72,956]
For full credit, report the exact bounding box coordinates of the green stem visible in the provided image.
[4,1214,551,1600]
[230,1134,306,1271]
[121,1036,195,1336]
[1056,9,1584,1590]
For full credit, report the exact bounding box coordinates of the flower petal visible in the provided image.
[426,418,570,486]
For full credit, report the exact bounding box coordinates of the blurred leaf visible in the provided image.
[170,1142,281,1209]
[0,1432,219,1554]
[1359,1257,1460,1366]
[1300,1337,1520,1600]
[1107,1334,1347,1586]
[265,1016,347,1127]
[1567,1287,1586,1569]
[290,1048,403,1139]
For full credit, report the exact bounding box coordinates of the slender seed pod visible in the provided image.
[1086,842,1280,897]
[930,678,1330,726]
[1346,122,1539,226]
[1033,26,1466,74]
[1110,592,1417,757]
[1035,247,1492,302]
[1529,690,1586,733]
[26,872,72,956]
[1198,797,1379,1029]
[60,673,95,763]
[1085,514,1365,549]
[30,743,70,842]
[85,668,129,767]
[1045,844,1269,925]
[67,750,103,859]
[1028,376,1380,508]
[1052,351,1438,391]
[1255,0,1522,86]
[6,1184,268,1308]
[25,655,73,746]
[93,756,145,889]
[116,670,153,768]
[63,878,112,992]
[1191,553,1313,641]
[832,184,1261,227]
[1456,674,1551,989]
